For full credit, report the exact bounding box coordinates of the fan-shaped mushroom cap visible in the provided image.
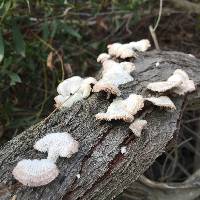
[93,60,134,96]
[57,76,83,97]
[147,81,180,93]
[97,53,111,63]
[129,39,151,52]
[107,39,151,59]
[126,94,144,115]
[147,69,195,95]
[116,44,138,59]
[82,77,97,85]
[107,43,137,59]
[171,69,195,95]
[107,43,122,56]
[12,159,59,187]
[173,69,189,80]
[81,77,97,98]
[129,119,147,137]
[34,132,79,162]
[93,82,121,96]
[55,76,96,108]
[173,79,195,95]
[95,94,144,122]
[145,96,176,109]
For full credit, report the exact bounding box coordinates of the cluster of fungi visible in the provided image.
[12,39,196,187]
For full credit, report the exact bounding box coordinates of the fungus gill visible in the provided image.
[12,159,59,187]
[145,96,176,109]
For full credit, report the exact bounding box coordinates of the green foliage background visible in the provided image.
[0,0,153,139]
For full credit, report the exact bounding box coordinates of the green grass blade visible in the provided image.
[12,22,26,57]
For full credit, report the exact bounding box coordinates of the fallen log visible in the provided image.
[0,50,200,200]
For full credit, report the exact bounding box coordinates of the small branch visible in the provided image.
[149,25,160,51]
[149,0,163,50]
[139,174,200,190]
[153,0,163,31]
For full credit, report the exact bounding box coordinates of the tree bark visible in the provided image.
[0,51,200,200]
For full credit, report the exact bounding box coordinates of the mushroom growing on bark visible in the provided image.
[12,159,59,187]
[147,69,195,95]
[129,119,147,137]
[95,94,144,122]
[145,96,176,109]
[13,132,79,187]
[93,58,135,96]
[54,76,97,108]
[34,132,79,162]
[97,53,111,63]
[107,39,151,59]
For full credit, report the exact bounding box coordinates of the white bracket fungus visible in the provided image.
[12,159,59,187]
[145,96,176,110]
[107,39,151,59]
[129,119,147,137]
[93,59,135,96]
[34,132,79,162]
[95,94,144,122]
[147,69,195,95]
[13,132,79,187]
[54,76,97,108]
[97,53,111,63]
[57,76,82,97]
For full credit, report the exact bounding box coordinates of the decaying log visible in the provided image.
[0,51,200,200]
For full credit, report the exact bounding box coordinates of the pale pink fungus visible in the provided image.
[97,53,111,63]
[95,94,144,122]
[55,76,96,108]
[34,132,79,162]
[12,159,59,187]
[147,69,195,95]
[107,39,151,59]
[93,60,135,96]
[129,119,147,137]
[145,96,176,109]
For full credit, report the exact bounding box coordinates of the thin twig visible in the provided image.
[149,0,163,50]
[149,25,160,51]
[139,174,200,190]
[153,0,163,31]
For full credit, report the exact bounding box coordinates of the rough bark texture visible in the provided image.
[0,51,200,200]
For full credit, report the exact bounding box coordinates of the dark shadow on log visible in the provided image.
[0,51,200,200]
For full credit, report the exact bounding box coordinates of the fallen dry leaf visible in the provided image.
[47,52,54,70]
